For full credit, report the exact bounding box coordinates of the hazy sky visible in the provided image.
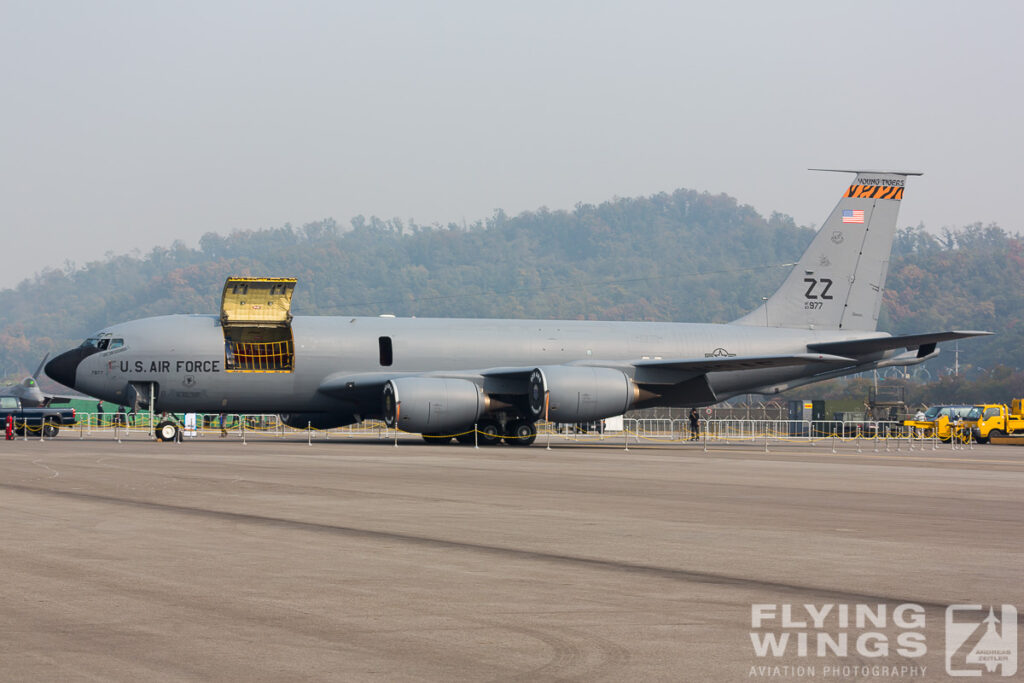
[2,1,1021,289]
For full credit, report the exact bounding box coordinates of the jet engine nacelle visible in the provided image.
[530,366,638,422]
[383,377,486,433]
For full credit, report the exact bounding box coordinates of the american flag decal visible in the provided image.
[842,210,865,224]
[845,184,904,200]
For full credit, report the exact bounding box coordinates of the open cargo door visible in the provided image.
[221,277,297,373]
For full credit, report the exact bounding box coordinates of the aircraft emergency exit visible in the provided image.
[45,170,989,445]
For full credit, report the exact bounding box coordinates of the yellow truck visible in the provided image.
[903,405,976,442]
[967,400,1024,443]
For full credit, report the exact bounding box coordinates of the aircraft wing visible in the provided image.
[317,371,408,398]
[806,330,992,358]
[627,352,854,374]
[316,353,854,400]
[317,368,545,401]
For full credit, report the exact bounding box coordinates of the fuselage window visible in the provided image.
[379,336,393,367]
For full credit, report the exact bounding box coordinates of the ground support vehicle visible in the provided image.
[903,405,976,442]
[0,396,76,437]
[968,400,1024,443]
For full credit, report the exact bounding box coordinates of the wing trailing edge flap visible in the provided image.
[806,330,992,359]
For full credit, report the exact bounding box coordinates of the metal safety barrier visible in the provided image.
[3,413,978,454]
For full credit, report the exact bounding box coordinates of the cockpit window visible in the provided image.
[79,337,124,351]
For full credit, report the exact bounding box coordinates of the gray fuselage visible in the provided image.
[64,314,881,418]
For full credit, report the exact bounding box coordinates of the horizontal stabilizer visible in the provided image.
[42,395,77,405]
[806,330,992,357]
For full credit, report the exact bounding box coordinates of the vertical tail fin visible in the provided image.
[735,169,921,331]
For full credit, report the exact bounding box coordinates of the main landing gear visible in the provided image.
[476,418,536,447]
[422,419,537,447]
[503,420,536,446]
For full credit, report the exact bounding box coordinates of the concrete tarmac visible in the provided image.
[1,437,1022,681]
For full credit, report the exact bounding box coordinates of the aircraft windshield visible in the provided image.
[79,338,124,351]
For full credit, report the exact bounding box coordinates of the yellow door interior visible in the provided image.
[220,277,297,373]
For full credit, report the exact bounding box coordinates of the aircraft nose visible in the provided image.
[45,347,97,389]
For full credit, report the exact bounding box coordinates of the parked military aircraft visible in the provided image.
[46,170,988,444]
[1,355,80,407]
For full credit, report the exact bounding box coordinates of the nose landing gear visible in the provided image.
[155,420,180,442]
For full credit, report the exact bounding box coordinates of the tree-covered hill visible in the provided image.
[0,188,1018,398]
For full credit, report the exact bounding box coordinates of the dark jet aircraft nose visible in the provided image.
[45,347,98,389]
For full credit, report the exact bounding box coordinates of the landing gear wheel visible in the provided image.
[504,420,537,446]
[476,420,502,446]
[43,420,59,438]
[422,433,453,444]
[155,421,180,442]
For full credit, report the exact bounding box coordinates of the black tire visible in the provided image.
[43,420,59,438]
[504,420,537,447]
[155,421,180,442]
[989,429,1005,439]
[421,433,453,444]
[476,419,502,446]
